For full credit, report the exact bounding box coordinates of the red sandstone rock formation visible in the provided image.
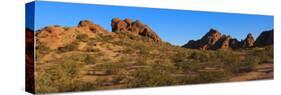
[111,18,162,43]
[241,33,255,48]
[182,29,259,50]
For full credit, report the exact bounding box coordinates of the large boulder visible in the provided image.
[124,18,133,31]
[255,29,273,47]
[111,18,128,32]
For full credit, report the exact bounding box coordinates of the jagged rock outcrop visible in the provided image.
[111,18,127,32]
[255,29,273,47]
[111,18,162,43]
[213,35,231,49]
[183,28,274,50]
[182,29,256,50]
[241,33,255,48]
[183,29,227,50]
[229,38,240,49]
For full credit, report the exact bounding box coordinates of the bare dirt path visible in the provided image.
[229,62,273,81]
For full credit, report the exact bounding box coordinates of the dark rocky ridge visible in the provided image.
[183,29,273,50]
[255,29,273,47]
[182,29,240,50]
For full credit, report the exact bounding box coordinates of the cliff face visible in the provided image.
[183,29,273,50]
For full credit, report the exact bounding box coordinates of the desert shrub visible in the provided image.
[135,56,149,65]
[95,34,113,42]
[250,46,273,63]
[87,40,97,46]
[94,77,111,87]
[85,47,100,52]
[116,31,139,40]
[182,71,227,84]
[58,42,79,52]
[63,27,70,30]
[35,70,58,93]
[122,47,135,54]
[35,59,83,93]
[111,75,127,84]
[36,44,50,54]
[53,25,61,27]
[175,62,205,72]
[115,37,135,47]
[66,54,87,62]
[84,54,97,64]
[172,50,190,64]
[76,34,89,42]
[136,44,151,55]
[227,56,258,74]
[127,63,178,88]
[73,81,97,91]
[189,51,213,62]
[93,63,127,75]
[216,49,240,64]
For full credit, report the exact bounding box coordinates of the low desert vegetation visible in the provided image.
[35,28,273,93]
[76,34,89,42]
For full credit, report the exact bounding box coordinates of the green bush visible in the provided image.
[227,56,258,73]
[127,64,178,88]
[189,51,213,62]
[84,54,97,64]
[35,70,58,93]
[182,71,227,84]
[95,34,113,42]
[35,59,83,93]
[87,40,97,46]
[250,46,273,63]
[85,47,100,52]
[36,44,50,54]
[216,49,240,64]
[76,34,89,42]
[172,50,190,64]
[58,42,79,52]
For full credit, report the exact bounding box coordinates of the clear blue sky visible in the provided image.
[26,1,273,46]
